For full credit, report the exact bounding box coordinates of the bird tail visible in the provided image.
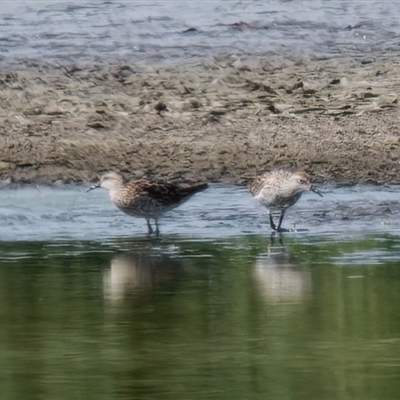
[181,183,209,197]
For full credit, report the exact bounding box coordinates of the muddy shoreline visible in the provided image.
[1,54,400,186]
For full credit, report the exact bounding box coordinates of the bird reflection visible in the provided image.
[253,236,311,303]
[104,252,182,301]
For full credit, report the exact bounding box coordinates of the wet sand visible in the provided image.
[1,54,400,185]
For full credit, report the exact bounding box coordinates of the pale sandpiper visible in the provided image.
[248,169,322,232]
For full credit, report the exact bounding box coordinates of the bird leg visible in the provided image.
[269,210,290,232]
[154,220,160,237]
[146,219,153,235]
[276,209,286,231]
[269,212,277,231]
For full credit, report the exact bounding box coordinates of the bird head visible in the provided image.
[87,172,124,192]
[292,172,323,197]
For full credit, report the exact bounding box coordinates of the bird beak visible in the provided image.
[310,185,323,197]
[86,182,100,192]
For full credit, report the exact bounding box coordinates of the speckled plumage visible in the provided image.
[249,169,322,232]
[89,172,208,236]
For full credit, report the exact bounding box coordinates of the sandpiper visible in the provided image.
[248,169,322,232]
[87,172,208,236]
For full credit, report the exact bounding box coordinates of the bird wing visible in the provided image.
[144,182,186,206]
[126,180,207,207]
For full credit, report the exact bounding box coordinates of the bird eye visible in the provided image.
[298,178,307,184]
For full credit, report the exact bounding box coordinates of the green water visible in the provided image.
[1,235,400,400]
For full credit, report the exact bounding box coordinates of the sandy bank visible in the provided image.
[1,54,400,185]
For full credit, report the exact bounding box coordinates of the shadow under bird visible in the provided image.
[87,172,208,236]
[248,169,323,232]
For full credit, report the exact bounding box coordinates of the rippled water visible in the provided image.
[1,1,400,64]
[1,186,400,399]
[1,184,400,241]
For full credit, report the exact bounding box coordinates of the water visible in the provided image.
[1,185,400,399]
[2,184,400,241]
[1,1,400,64]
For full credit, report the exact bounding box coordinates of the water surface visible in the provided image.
[1,235,400,400]
[1,185,400,399]
[1,184,400,241]
[1,1,400,64]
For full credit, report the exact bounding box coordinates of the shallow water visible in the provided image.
[1,184,400,241]
[1,185,400,399]
[1,1,400,64]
